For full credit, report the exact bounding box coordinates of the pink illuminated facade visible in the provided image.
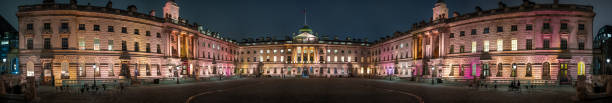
[17,0,595,86]
[370,0,595,84]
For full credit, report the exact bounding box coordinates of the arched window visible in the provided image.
[542,62,550,79]
[511,63,517,77]
[578,62,585,75]
[496,63,503,77]
[525,63,532,77]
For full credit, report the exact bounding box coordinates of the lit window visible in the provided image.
[273,56,277,62]
[93,38,100,50]
[79,38,85,50]
[511,39,517,51]
[497,39,503,52]
[280,56,284,62]
[108,40,113,51]
[483,40,489,52]
[471,41,477,53]
[578,62,585,75]
[327,56,331,62]
[334,56,338,62]
[61,62,69,79]
[348,56,352,62]
[341,56,345,62]
[26,62,34,77]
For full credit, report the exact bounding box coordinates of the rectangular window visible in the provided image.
[44,23,51,30]
[157,44,161,53]
[27,23,34,30]
[93,25,100,31]
[108,26,114,32]
[146,31,151,36]
[543,39,550,49]
[156,33,161,38]
[471,41,477,53]
[511,25,518,31]
[483,40,489,52]
[27,38,33,49]
[108,40,113,51]
[61,62,69,79]
[483,27,490,34]
[94,64,100,77]
[526,39,532,50]
[561,23,568,30]
[44,38,51,49]
[121,41,127,51]
[579,24,585,30]
[146,43,151,53]
[121,27,127,33]
[526,24,533,31]
[327,56,331,62]
[79,24,85,30]
[449,45,454,53]
[471,29,477,35]
[78,64,85,77]
[449,33,454,38]
[460,31,465,36]
[134,29,139,35]
[156,65,161,76]
[511,39,517,51]
[334,56,338,62]
[92,38,100,51]
[62,38,69,49]
[146,65,151,76]
[497,26,504,32]
[543,23,551,30]
[460,45,465,53]
[108,64,114,76]
[134,42,140,52]
[61,23,69,31]
[561,39,567,50]
[79,38,85,50]
[497,39,503,52]
[578,42,585,50]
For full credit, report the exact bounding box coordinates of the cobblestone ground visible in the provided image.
[32,78,611,103]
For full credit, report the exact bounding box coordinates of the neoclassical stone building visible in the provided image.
[373,0,594,84]
[17,0,238,86]
[16,0,595,86]
[237,25,369,78]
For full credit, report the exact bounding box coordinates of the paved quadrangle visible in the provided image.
[35,78,601,103]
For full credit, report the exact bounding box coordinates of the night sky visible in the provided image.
[1,0,611,41]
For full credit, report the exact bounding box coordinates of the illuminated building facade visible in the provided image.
[17,0,238,86]
[16,0,595,86]
[237,25,370,77]
[373,0,595,84]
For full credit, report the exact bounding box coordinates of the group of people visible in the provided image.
[56,83,126,95]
